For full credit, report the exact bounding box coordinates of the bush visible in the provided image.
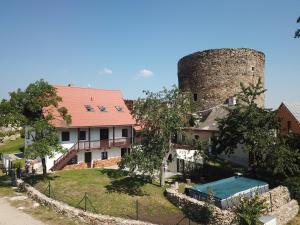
[284,176,300,202]
[12,159,25,169]
[233,195,267,225]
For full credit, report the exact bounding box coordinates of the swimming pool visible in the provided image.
[185,176,268,209]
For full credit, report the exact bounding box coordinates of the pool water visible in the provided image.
[191,176,268,200]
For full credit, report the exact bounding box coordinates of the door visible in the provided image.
[100,128,109,147]
[84,152,92,168]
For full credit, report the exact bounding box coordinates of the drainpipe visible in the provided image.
[131,126,134,145]
[77,128,80,150]
[88,128,91,149]
[113,126,115,147]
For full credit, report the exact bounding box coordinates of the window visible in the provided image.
[84,105,94,112]
[194,135,199,140]
[122,128,128,137]
[115,106,123,112]
[98,106,107,112]
[287,121,292,133]
[79,131,86,140]
[61,131,70,141]
[193,94,197,101]
[101,151,108,160]
[252,66,255,71]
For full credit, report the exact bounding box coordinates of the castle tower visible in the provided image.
[178,48,265,110]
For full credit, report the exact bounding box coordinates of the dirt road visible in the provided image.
[0,198,44,225]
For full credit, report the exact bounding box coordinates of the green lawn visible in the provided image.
[31,169,188,225]
[0,138,24,154]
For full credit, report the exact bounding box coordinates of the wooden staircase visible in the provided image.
[51,143,78,171]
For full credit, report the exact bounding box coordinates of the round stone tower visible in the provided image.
[178,48,265,110]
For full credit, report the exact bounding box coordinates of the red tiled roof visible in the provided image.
[46,85,135,128]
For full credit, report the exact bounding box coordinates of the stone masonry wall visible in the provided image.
[165,188,235,225]
[93,157,121,168]
[17,179,155,225]
[63,157,121,170]
[165,185,299,225]
[178,48,265,110]
[64,162,88,170]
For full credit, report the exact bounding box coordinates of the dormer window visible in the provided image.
[98,106,107,112]
[85,105,94,112]
[115,106,123,112]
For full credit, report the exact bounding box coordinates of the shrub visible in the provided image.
[12,159,25,169]
[284,176,300,202]
[233,194,267,225]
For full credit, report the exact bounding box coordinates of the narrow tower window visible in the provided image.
[193,94,198,102]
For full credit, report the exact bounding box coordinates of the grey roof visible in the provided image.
[192,105,228,131]
[283,102,300,123]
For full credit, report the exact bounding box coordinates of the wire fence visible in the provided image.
[25,177,200,225]
[10,171,272,225]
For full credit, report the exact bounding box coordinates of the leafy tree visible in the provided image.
[295,16,300,38]
[214,79,279,172]
[119,86,194,186]
[233,195,267,225]
[213,79,300,176]
[0,79,71,176]
[269,136,300,177]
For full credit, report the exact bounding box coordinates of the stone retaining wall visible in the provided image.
[260,186,291,211]
[165,185,299,225]
[16,179,155,225]
[269,200,299,225]
[165,188,235,225]
[64,162,88,170]
[63,157,121,170]
[93,157,121,168]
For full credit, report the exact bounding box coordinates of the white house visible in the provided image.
[25,85,136,171]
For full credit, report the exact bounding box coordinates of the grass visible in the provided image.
[0,170,88,225]
[0,138,24,154]
[30,168,188,225]
[0,171,15,197]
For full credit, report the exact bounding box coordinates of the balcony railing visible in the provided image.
[74,138,132,151]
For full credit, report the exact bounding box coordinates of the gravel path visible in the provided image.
[0,198,45,225]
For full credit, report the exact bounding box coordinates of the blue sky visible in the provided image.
[0,0,299,109]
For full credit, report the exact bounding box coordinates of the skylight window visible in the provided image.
[115,106,123,112]
[85,105,94,112]
[98,106,107,112]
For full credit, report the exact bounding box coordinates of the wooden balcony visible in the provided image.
[74,138,132,151]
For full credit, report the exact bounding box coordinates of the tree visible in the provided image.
[119,86,194,186]
[214,79,279,172]
[0,79,71,177]
[269,135,300,177]
[213,79,300,176]
[295,16,300,38]
[233,195,267,225]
